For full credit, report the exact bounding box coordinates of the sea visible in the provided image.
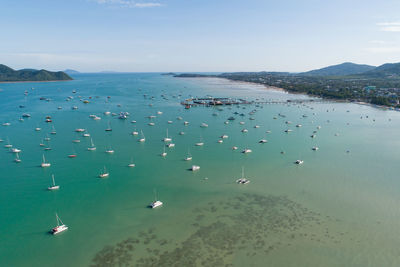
[1,73,400,267]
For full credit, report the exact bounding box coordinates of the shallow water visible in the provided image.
[1,73,400,266]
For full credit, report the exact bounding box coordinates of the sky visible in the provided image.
[1,0,400,72]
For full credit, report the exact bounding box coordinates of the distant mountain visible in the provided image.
[301,62,376,76]
[0,64,72,82]
[64,69,80,74]
[362,63,400,77]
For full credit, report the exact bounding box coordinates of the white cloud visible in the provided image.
[369,40,387,45]
[94,0,162,8]
[364,47,400,53]
[377,22,400,32]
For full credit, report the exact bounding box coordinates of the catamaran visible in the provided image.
[191,165,200,171]
[48,174,60,190]
[11,148,21,153]
[149,190,163,208]
[236,167,250,184]
[41,154,51,167]
[51,213,68,235]
[99,166,109,178]
[241,148,252,154]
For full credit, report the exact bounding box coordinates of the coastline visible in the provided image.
[176,75,399,111]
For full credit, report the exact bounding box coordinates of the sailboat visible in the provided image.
[68,147,77,158]
[163,129,172,142]
[236,166,250,184]
[51,213,68,235]
[48,174,60,190]
[161,146,167,157]
[41,154,51,167]
[14,153,21,163]
[105,146,114,154]
[128,158,135,167]
[50,125,57,135]
[4,137,12,148]
[99,166,109,178]
[195,136,204,146]
[185,149,192,161]
[139,130,146,142]
[88,138,96,151]
[105,121,112,131]
[149,189,163,208]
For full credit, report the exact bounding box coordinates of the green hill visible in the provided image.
[0,64,72,82]
[301,62,375,76]
[362,63,400,77]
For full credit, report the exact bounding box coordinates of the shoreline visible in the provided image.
[177,75,399,111]
[0,79,72,84]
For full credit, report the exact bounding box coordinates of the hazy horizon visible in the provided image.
[2,0,400,72]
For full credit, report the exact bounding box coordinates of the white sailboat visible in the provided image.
[51,213,68,235]
[139,130,146,142]
[14,153,21,163]
[163,129,172,142]
[105,146,114,154]
[51,125,57,135]
[41,154,51,167]
[185,149,192,161]
[88,138,96,151]
[128,157,135,167]
[99,166,109,178]
[48,174,60,190]
[161,146,167,157]
[195,136,204,146]
[4,137,12,148]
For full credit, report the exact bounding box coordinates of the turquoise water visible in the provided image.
[1,73,400,266]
